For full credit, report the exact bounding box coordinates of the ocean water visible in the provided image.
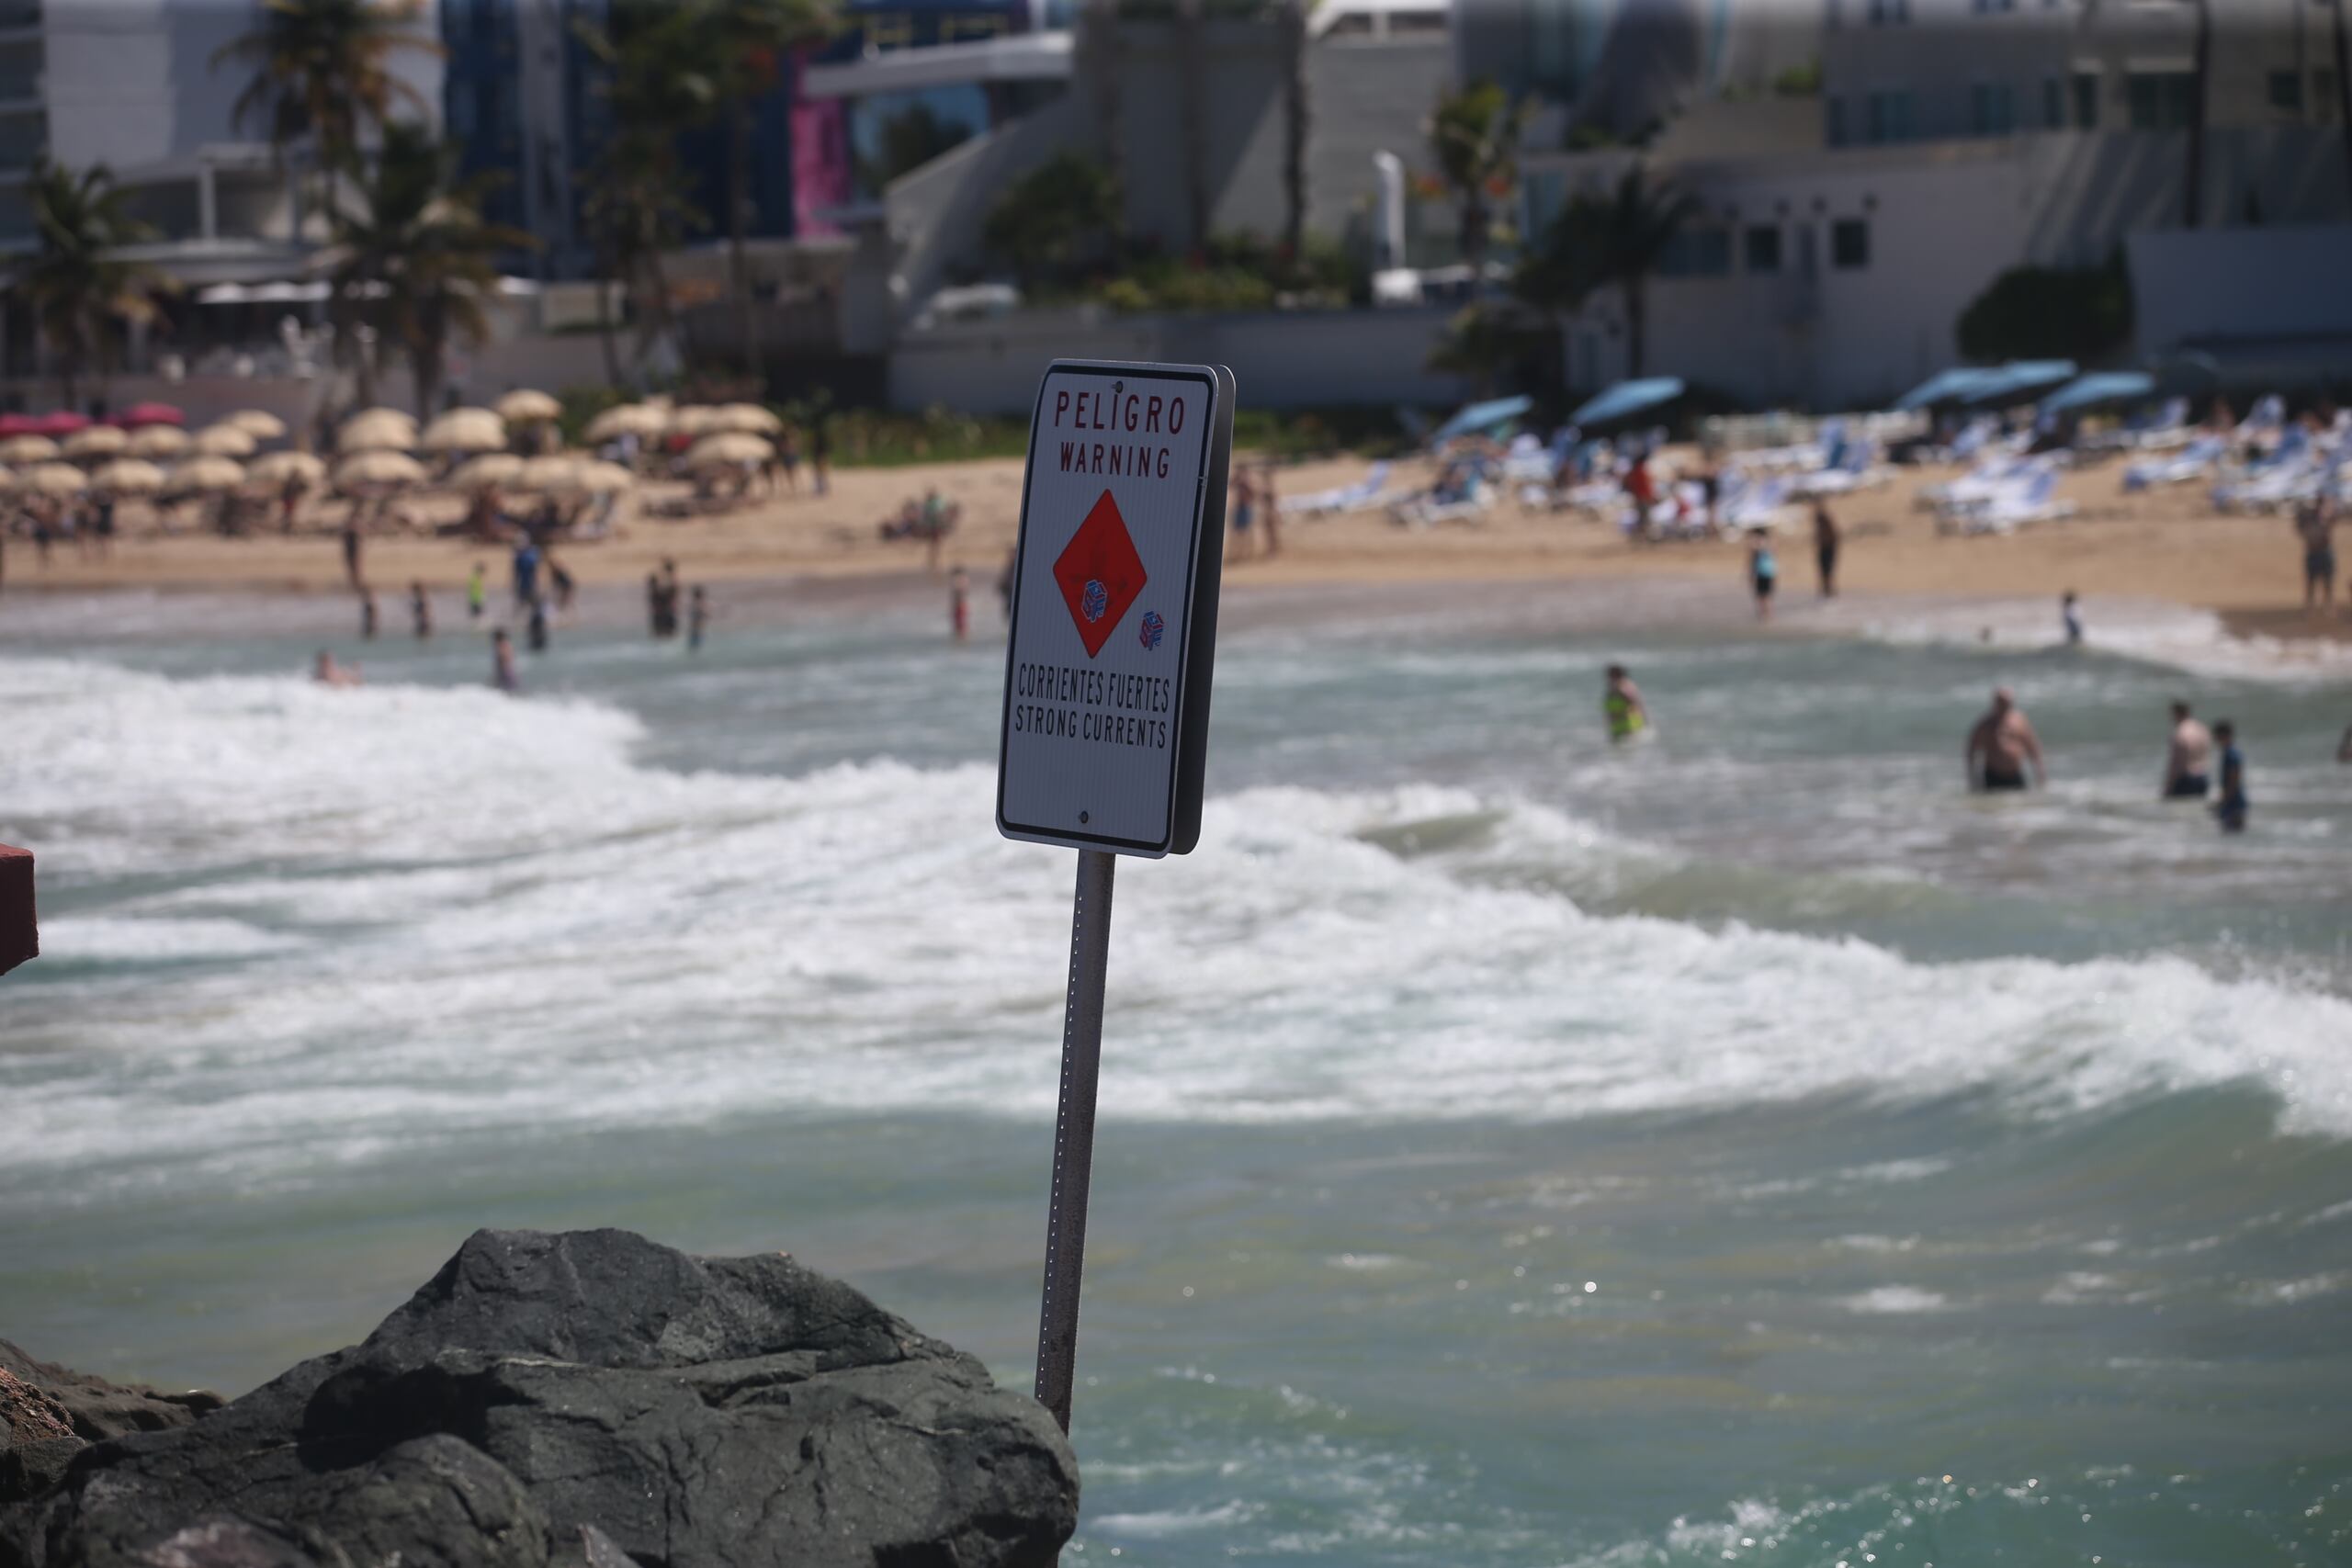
[5,586,2351,1567]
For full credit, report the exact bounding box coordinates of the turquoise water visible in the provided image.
[4,586,2350,1566]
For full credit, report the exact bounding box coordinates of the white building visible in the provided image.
[1521,0,2352,409]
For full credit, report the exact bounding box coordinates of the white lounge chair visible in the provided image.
[1281,461,1395,518]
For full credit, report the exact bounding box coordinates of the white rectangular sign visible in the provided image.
[997,360,1233,857]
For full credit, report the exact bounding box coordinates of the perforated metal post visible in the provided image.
[1034,848,1115,1432]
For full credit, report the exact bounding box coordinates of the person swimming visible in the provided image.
[1603,664,1649,743]
[1966,685,2045,792]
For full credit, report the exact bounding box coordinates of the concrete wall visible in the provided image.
[1529,124,2352,410]
[887,92,1091,319]
[2130,222,2352,386]
[889,304,1468,413]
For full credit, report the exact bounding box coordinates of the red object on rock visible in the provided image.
[0,843,35,976]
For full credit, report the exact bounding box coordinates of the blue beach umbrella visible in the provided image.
[1958,360,2078,408]
[1893,367,2001,412]
[2041,371,2157,417]
[1430,395,1534,446]
[1567,377,1686,428]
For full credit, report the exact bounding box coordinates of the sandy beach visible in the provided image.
[5,449,2345,647]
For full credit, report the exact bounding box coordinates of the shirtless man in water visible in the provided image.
[2161,700,2212,799]
[1965,685,2045,791]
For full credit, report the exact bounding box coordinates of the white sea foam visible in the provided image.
[6,658,2352,1190]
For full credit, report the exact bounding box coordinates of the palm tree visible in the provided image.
[1526,165,1694,379]
[583,144,702,384]
[13,162,165,409]
[212,0,444,237]
[1429,80,1526,282]
[322,126,534,414]
[707,0,840,380]
[1276,0,1310,268]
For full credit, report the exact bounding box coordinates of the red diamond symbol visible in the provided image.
[1052,489,1148,659]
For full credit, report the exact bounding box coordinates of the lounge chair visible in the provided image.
[1281,461,1394,518]
[1938,469,2074,534]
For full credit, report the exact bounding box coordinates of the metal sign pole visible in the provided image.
[1034,847,1116,1432]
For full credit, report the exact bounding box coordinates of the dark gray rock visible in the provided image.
[0,1349,221,1510]
[0,1230,1078,1568]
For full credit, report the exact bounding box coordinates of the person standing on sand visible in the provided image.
[1260,462,1282,557]
[491,627,519,692]
[949,566,970,643]
[411,581,433,639]
[1228,470,1257,562]
[1747,531,1778,620]
[2161,700,2212,799]
[2297,497,2335,610]
[341,515,364,589]
[512,536,541,609]
[2062,590,2084,646]
[1966,685,2046,792]
[1812,500,1840,597]
[2212,720,2248,832]
[776,427,800,494]
[1603,664,1649,743]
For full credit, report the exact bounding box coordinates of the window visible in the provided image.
[2268,71,2304,115]
[1657,227,1733,278]
[1831,218,1871,269]
[1827,96,1849,146]
[1969,81,2017,135]
[1865,89,1916,143]
[2043,76,2064,128]
[1745,225,1783,274]
[2127,71,2197,131]
[2073,71,2100,128]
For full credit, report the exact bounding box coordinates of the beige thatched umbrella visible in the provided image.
[494,389,562,424]
[710,402,784,435]
[666,405,723,438]
[17,461,87,495]
[584,403,668,443]
[191,423,260,457]
[684,433,774,468]
[89,457,168,495]
[337,409,419,454]
[249,451,328,488]
[0,434,60,465]
[335,450,427,491]
[166,456,247,493]
[223,409,288,440]
[566,460,637,495]
[61,425,129,460]
[514,454,582,492]
[420,406,508,454]
[447,453,525,490]
[127,424,192,459]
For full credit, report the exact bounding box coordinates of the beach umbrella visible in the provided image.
[249,451,327,487]
[1957,360,2076,409]
[223,409,288,440]
[191,423,260,457]
[710,402,784,435]
[61,425,128,459]
[1567,378,1687,430]
[493,389,561,424]
[166,456,247,492]
[584,403,667,442]
[127,424,193,459]
[2041,371,2158,418]
[0,414,40,437]
[1429,395,1534,446]
[684,432,773,468]
[567,459,636,494]
[90,458,167,495]
[514,454,583,491]
[28,411,90,437]
[420,406,509,453]
[447,453,524,490]
[15,461,85,495]
[667,405,725,437]
[1892,367,2002,413]
[0,434,59,464]
[334,450,427,491]
[114,401,185,429]
[338,409,418,454]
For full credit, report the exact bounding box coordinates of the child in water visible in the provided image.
[2213,720,2248,833]
[1747,532,1778,620]
[687,587,709,652]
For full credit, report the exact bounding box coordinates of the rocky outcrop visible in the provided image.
[0,1343,220,1507]
[0,1230,1078,1568]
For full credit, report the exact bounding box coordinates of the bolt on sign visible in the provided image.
[997,360,1235,1434]
[999,361,1235,857]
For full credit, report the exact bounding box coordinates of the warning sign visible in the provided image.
[998,360,1234,857]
